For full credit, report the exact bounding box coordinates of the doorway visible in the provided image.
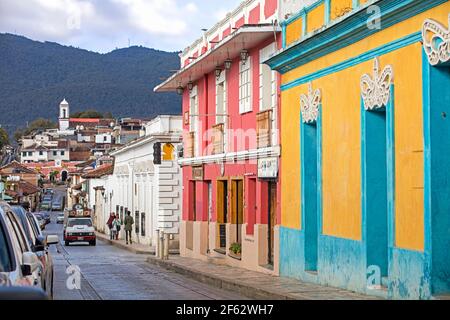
[216,180,228,251]
[268,181,277,265]
[302,121,318,272]
[362,108,388,283]
[231,179,244,245]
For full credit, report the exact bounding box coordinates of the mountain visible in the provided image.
[0,33,181,136]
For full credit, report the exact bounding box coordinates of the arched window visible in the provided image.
[162,143,175,161]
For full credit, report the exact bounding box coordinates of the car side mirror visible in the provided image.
[32,235,45,252]
[46,235,59,245]
[21,252,40,276]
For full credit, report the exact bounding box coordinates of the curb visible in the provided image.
[146,256,293,300]
[96,232,180,255]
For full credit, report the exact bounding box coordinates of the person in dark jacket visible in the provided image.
[124,212,134,245]
[106,212,115,240]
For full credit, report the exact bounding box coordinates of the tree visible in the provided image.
[14,118,57,142]
[71,109,105,119]
[0,127,9,149]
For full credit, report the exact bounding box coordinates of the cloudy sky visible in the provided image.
[0,0,243,53]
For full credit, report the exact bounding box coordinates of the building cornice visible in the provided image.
[266,0,447,74]
[178,145,280,167]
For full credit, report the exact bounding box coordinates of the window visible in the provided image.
[0,223,13,272]
[39,151,43,156]
[61,151,65,156]
[259,43,278,145]
[259,44,277,111]
[22,152,26,157]
[28,152,32,156]
[53,151,57,156]
[216,71,227,124]
[189,85,199,156]
[6,212,28,254]
[103,136,107,142]
[135,211,140,234]
[239,57,252,113]
[141,212,145,237]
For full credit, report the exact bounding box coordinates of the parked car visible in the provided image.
[0,286,49,300]
[51,201,63,211]
[56,213,65,224]
[33,214,46,230]
[39,212,51,225]
[10,206,58,298]
[64,217,96,246]
[0,201,43,289]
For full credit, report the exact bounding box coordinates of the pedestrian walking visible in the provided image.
[106,212,115,240]
[124,211,134,245]
[113,214,121,240]
[115,214,122,240]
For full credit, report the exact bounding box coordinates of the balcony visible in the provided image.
[256,109,272,148]
[185,132,195,158]
[212,123,225,154]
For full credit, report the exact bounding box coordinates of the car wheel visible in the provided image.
[65,241,70,246]
[90,240,96,246]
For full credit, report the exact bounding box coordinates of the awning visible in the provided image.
[154,24,280,92]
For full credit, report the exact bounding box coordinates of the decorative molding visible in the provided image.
[267,0,447,74]
[422,14,450,66]
[300,83,321,123]
[360,58,394,111]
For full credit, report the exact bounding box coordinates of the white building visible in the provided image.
[101,115,183,247]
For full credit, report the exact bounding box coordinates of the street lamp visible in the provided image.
[176,86,184,95]
[215,66,222,79]
[224,58,232,70]
[240,49,249,64]
[187,81,194,92]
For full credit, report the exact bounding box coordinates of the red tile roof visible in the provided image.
[82,164,114,179]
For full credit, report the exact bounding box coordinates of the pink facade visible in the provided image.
[156,0,285,274]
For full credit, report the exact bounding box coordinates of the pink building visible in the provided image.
[155,0,303,274]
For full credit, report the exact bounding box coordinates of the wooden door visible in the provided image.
[268,182,277,265]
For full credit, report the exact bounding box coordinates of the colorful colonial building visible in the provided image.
[155,0,309,274]
[266,0,450,299]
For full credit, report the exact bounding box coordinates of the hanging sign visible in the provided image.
[257,157,278,179]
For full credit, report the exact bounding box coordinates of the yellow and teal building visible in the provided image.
[266,0,450,299]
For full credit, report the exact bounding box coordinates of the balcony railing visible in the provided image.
[185,132,195,158]
[212,123,225,154]
[256,109,272,148]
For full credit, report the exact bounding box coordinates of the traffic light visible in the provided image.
[153,142,161,165]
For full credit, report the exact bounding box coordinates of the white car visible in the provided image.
[64,217,96,246]
[0,201,43,290]
[56,213,65,224]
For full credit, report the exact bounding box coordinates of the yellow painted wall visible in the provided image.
[392,43,425,251]
[330,0,353,20]
[281,89,301,229]
[286,17,302,47]
[280,2,450,248]
[307,4,325,34]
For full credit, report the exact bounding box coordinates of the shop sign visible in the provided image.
[192,165,204,181]
[257,157,278,179]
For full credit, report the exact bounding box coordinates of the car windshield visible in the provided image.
[58,213,64,217]
[68,219,92,227]
[0,223,13,273]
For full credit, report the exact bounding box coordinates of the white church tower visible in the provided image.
[59,99,70,131]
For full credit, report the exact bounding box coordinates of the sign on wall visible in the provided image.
[192,165,204,181]
[257,157,278,179]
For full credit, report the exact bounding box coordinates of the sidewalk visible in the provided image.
[146,255,381,300]
[96,231,180,255]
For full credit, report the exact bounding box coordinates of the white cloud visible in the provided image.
[0,0,247,52]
